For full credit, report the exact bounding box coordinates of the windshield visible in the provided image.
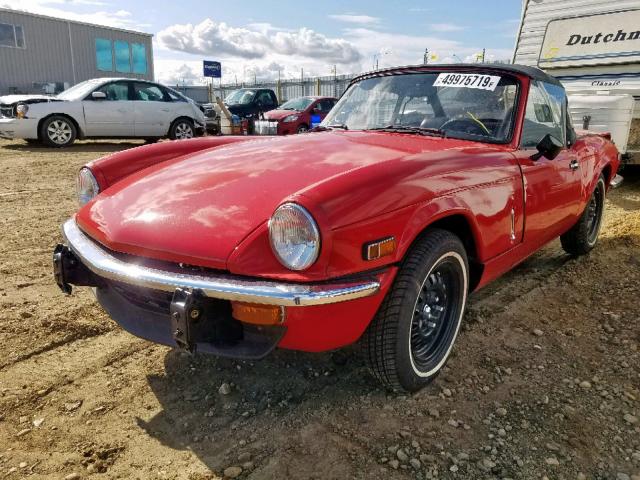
[56,79,104,101]
[225,90,255,105]
[280,97,314,111]
[322,72,519,142]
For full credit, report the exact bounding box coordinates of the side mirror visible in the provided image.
[91,91,107,100]
[531,133,563,160]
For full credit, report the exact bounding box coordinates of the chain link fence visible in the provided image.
[173,74,358,105]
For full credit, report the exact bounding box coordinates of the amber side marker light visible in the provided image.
[231,302,285,325]
[363,237,396,261]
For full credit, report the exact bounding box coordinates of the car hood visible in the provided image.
[225,103,252,116]
[263,109,301,121]
[0,94,58,105]
[76,131,487,270]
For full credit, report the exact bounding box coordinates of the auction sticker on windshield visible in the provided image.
[433,73,501,91]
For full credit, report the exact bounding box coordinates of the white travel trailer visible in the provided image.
[514,0,640,164]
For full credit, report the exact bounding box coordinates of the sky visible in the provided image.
[2,0,523,86]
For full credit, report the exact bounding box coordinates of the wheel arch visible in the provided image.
[167,115,195,136]
[38,113,83,139]
[399,209,484,292]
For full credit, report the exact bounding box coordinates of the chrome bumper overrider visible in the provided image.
[61,219,381,306]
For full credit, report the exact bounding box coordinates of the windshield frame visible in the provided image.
[324,70,523,145]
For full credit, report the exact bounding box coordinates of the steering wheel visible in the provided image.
[440,116,490,136]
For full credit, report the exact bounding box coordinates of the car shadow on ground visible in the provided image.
[1,140,144,153]
[137,346,375,475]
[134,232,640,477]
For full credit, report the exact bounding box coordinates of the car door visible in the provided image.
[309,99,335,127]
[256,90,277,114]
[82,81,134,136]
[512,81,583,249]
[132,82,174,137]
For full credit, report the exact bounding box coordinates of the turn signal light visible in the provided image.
[364,237,396,261]
[231,302,285,325]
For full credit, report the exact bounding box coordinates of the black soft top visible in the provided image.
[353,63,563,87]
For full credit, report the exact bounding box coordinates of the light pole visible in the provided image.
[373,49,391,70]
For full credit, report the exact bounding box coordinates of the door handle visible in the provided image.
[117,108,128,114]
[161,108,170,112]
[569,159,579,171]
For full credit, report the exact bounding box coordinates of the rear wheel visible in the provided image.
[362,229,469,391]
[169,118,194,140]
[561,175,606,255]
[40,115,76,147]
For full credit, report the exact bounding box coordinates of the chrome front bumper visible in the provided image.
[0,117,39,139]
[59,219,380,306]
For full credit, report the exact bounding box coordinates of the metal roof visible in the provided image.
[0,7,153,37]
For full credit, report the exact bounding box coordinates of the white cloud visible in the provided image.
[429,23,465,32]
[157,19,362,64]
[328,14,381,25]
[1,1,148,31]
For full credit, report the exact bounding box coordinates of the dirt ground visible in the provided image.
[0,138,638,480]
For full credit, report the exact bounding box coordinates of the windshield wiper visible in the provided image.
[366,125,445,137]
[313,124,349,131]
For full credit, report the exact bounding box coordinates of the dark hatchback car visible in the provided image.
[224,88,278,120]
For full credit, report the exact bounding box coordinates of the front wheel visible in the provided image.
[361,229,469,392]
[169,118,194,140]
[40,116,77,147]
[297,124,309,134]
[560,175,606,256]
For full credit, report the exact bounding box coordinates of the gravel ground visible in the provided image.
[0,138,638,480]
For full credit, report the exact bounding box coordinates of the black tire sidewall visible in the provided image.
[170,118,194,140]
[586,176,606,248]
[41,116,76,147]
[297,124,309,134]
[394,235,469,391]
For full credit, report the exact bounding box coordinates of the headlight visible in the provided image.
[76,167,100,207]
[269,203,320,271]
[16,104,28,119]
[283,114,299,123]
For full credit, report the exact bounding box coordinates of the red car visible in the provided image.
[54,64,621,392]
[253,96,337,135]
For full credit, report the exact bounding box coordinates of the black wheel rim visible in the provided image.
[586,182,604,244]
[410,258,463,372]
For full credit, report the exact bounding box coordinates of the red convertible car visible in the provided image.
[54,64,621,391]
